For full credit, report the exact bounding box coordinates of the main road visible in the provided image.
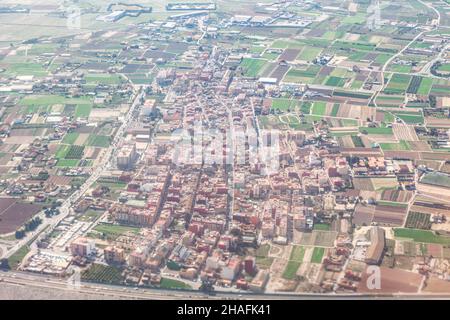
[1,270,449,300]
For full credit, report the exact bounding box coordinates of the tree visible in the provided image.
[0,258,10,270]
[15,230,25,239]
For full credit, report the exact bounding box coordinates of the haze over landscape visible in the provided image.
[0,0,450,300]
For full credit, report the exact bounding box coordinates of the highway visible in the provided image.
[1,270,450,300]
[0,270,204,300]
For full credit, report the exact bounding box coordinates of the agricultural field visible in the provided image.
[405,212,432,230]
[394,228,450,245]
[313,223,331,231]
[283,65,320,83]
[75,105,93,118]
[435,63,450,73]
[240,58,267,77]
[255,244,273,269]
[92,223,141,241]
[81,264,124,285]
[421,172,450,189]
[56,159,80,167]
[62,132,79,145]
[311,102,327,116]
[7,245,30,270]
[393,111,424,124]
[85,135,111,148]
[85,74,124,85]
[65,145,85,159]
[359,127,393,135]
[282,261,301,280]
[289,245,305,262]
[271,98,295,112]
[416,78,434,95]
[311,247,325,264]
[384,74,412,95]
[77,210,104,223]
[379,140,412,151]
[160,278,192,290]
[297,47,322,61]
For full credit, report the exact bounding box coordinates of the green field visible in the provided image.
[405,212,432,230]
[55,145,70,159]
[314,223,331,231]
[160,278,192,290]
[290,246,305,262]
[437,63,450,72]
[20,95,93,106]
[255,243,273,269]
[86,134,111,148]
[333,40,376,52]
[78,209,104,222]
[311,102,326,115]
[85,73,123,85]
[93,223,141,240]
[284,65,320,83]
[342,13,367,24]
[325,76,346,87]
[7,245,30,270]
[95,181,128,190]
[311,247,325,263]
[240,58,267,77]
[394,112,424,124]
[82,264,124,285]
[65,145,84,159]
[417,78,433,95]
[379,140,411,151]
[271,98,294,111]
[282,261,300,280]
[56,159,80,167]
[75,105,93,118]
[297,47,322,61]
[384,73,412,95]
[421,172,450,188]
[375,54,393,64]
[394,228,450,245]
[62,132,79,145]
[359,127,393,135]
[4,63,47,77]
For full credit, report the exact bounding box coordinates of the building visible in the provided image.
[114,207,156,227]
[117,144,137,170]
[244,256,256,275]
[365,227,386,265]
[129,250,146,267]
[70,237,95,257]
[97,11,127,22]
[104,246,126,264]
[220,256,241,281]
[249,270,269,293]
[156,68,176,86]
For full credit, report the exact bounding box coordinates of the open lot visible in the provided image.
[0,198,42,234]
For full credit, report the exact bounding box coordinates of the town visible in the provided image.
[0,0,449,299]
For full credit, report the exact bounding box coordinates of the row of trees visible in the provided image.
[15,217,42,239]
[431,61,450,78]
